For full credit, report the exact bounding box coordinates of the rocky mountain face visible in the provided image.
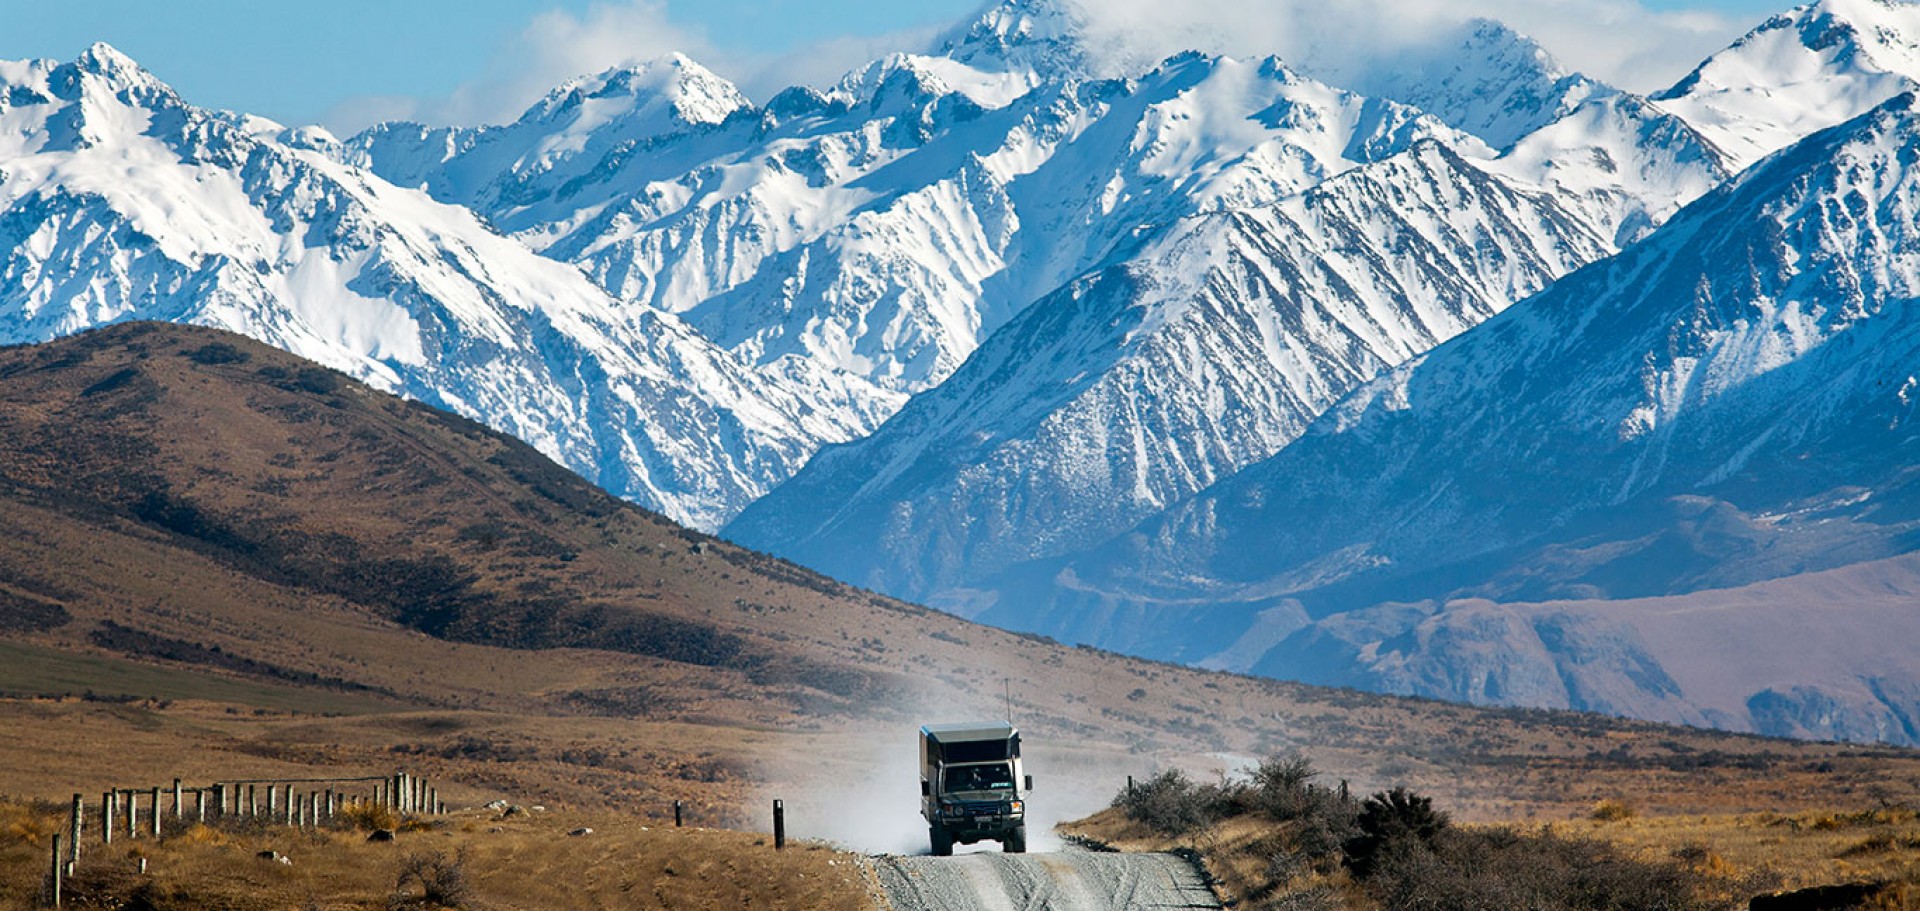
[721,9,1733,602]
[731,0,1920,748]
[989,91,1920,744]
[726,137,1619,602]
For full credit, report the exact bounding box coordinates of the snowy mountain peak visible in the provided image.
[931,0,1094,85]
[524,53,749,129]
[1349,18,1612,151]
[54,42,176,107]
[71,41,147,82]
[1654,0,1920,169]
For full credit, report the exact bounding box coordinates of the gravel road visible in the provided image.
[873,848,1221,911]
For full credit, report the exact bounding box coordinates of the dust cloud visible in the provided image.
[750,709,1173,856]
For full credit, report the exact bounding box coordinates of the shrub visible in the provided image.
[391,849,471,909]
[341,801,400,832]
[1250,754,1320,819]
[1113,769,1240,837]
[1344,787,1450,879]
[1591,799,1636,822]
[1364,826,1710,911]
[1247,754,1358,865]
[187,342,249,365]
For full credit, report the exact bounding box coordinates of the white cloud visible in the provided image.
[738,26,949,100]
[1057,0,1752,93]
[326,0,719,133]
[325,0,1766,135]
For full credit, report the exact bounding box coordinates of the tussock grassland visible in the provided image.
[1557,806,1920,903]
[1067,757,1920,911]
[0,798,874,911]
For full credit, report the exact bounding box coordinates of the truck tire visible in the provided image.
[1004,824,1027,854]
[930,823,954,857]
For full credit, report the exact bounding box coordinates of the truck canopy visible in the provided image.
[922,722,1020,763]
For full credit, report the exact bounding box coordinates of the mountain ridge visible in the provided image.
[982,90,1920,744]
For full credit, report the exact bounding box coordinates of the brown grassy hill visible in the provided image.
[0,321,1915,849]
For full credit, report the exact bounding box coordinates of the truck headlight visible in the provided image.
[1010,801,1024,815]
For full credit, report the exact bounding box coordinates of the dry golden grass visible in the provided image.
[0,799,875,911]
[1069,796,1920,911]
[1551,806,1920,900]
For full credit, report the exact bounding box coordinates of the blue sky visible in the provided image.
[0,0,1793,134]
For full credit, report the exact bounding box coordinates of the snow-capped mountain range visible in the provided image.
[993,90,1920,743]
[6,0,1920,743]
[0,44,869,529]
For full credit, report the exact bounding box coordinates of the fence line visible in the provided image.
[43,769,447,908]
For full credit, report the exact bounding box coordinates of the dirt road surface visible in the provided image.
[873,849,1221,911]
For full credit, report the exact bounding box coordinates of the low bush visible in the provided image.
[1111,754,1360,849]
[340,801,400,832]
[390,848,471,910]
[1112,769,1239,836]
[1252,755,1357,862]
[1591,799,1637,822]
[1363,825,1710,911]
[1344,787,1450,879]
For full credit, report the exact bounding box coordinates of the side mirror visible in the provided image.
[1025,775,1034,792]
[920,780,930,796]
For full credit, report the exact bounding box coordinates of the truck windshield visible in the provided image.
[947,763,1015,793]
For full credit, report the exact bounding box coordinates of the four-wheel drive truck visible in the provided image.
[920,722,1033,855]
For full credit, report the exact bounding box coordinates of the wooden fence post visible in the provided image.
[172,779,182,819]
[267,783,278,818]
[773,799,785,850]
[246,784,257,818]
[67,795,81,866]
[100,793,112,845]
[195,789,205,824]
[48,833,61,908]
[149,787,160,838]
[125,789,136,840]
[675,800,683,827]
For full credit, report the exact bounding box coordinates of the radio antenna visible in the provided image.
[1004,678,1012,723]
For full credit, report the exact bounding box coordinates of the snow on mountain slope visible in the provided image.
[345,54,752,233]
[1654,0,1920,171]
[352,37,1488,409]
[1489,92,1731,246]
[999,93,1920,743]
[1346,19,1612,152]
[714,6,1748,609]
[345,0,1644,417]
[0,44,854,530]
[344,0,1729,582]
[726,137,1612,602]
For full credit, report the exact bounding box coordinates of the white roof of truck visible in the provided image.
[922,721,1017,742]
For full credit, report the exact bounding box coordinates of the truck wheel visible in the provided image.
[930,823,954,856]
[1004,824,1027,854]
